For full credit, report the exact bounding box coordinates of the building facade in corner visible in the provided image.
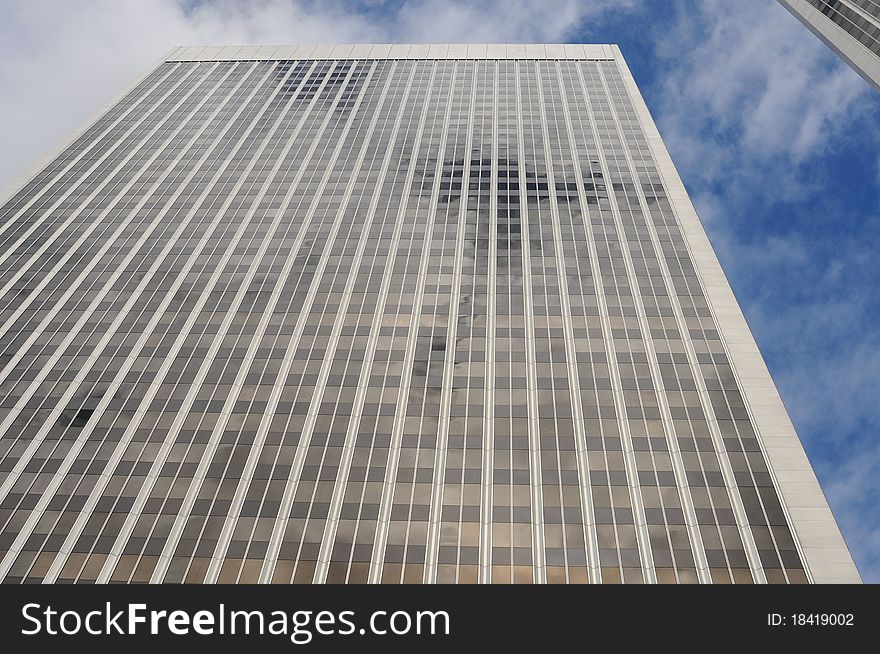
[778,0,880,90]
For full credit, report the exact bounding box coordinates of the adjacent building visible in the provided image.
[778,0,880,90]
[0,44,860,584]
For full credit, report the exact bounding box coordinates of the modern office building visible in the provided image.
[778,0,880,90]
[0,44,860,585]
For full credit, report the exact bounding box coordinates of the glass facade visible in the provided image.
[0,45,857,584]
[804,0,880,55]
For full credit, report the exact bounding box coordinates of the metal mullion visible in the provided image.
[0,60,285,583]
[478,60,499,584]
[852,0,880,19]
[492,63,519,584]
[0,62,191,237]
[0,93,198,292]
[444,70,485,584]
[396,67,468,585]
[598,59,769,583]
[148,61,375,582]
[0,62,213,286]
[125,60,370,584]
[337,70,450,584]
[368,60,459,585]
[830,0,880,35]
[0,62,250,515]
[0,99,250,408]
[581,63,659,583]
[0,63,233,387]
[312,61,437,584]
[663,351,746,583]
[586,64,712,584]
[35,60,323,584]
[0,65,247,475]
[532,61,599,583]
[700,353,794,581]
[553,60,611,583]
[424,60,479,584]
[231,61,408,583]
[1,96,231,330]
[93,62,340,582]
[569,61,657,583]
[514,60,547,583]
[181,62,392,584]
[0,60,182,217]
[239,82,396,574]
[0,124,210,366]
[194,60,404,583]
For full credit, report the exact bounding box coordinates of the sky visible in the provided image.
[0,0,878,582]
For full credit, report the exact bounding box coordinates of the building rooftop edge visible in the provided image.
[163,43,620,61]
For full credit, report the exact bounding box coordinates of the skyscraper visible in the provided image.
[778,0,880,90]
[0,44,860,585]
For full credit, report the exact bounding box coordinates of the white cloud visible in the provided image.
[389,0,634,43]
[655,0,872,197]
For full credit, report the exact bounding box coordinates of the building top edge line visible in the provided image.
[163,43,620,61]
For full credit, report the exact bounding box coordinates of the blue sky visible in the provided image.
[0,0,878,581]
